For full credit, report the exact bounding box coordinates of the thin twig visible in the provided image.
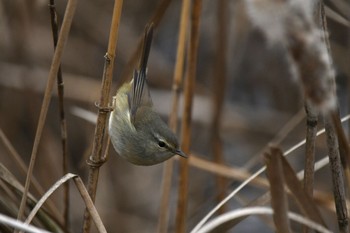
[17,0,78,223]
[48,0,70,227]
[157,0,190,232]
[82,0,123,232]
[175,0,202,232]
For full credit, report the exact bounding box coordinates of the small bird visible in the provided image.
[108,24,187,165]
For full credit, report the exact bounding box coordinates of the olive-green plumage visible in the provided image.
[108,24,186,166]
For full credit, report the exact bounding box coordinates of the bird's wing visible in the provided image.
[129,23,154,124]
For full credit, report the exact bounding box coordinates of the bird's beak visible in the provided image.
[175,149,188,158]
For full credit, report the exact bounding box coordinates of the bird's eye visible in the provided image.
[158,140,166,147]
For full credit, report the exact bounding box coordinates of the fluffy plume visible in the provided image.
[246,0,336,111]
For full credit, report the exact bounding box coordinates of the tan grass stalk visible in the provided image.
[264,147,291,233]
[175,0,202,232]
[16,0,78,224]
[279,151,325,226]
[48,0,70,227]
[211,0,228,213]
[82,0,123,232]
[157,0,191,232]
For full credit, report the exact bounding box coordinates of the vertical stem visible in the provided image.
[157,0,191,232]
[303,102,318,196]
[48,0,70,227]
[16,0,78,224]
[315,1,349,232]
[264,147,291,233]
[82,0,123,232]
[325,116,349,233]
[303,102,318,233]
[211,0,227,212]
[175,0,202,232]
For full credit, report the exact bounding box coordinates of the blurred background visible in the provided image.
[0,0,349,232]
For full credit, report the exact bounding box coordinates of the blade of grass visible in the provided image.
[48,0,70,227]
[157,0,190,231]
[17,0,78,223]
[20,173,106,233]
[264,147,291,233]
[0,128,61,223]
[0,213,50,233]
[175,0,202,232]
[0,163,65,233]
[194,207,332,233]
[82,0,123,232]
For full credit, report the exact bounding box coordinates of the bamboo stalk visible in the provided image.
[157,0,191,232]
[175,0,202,232]
[82,0,123,232]
[16,0,78,224]
[48,0,70,227]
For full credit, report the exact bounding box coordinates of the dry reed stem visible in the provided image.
[303,102,318,196]
[82,0,123,232]
[324,116,349,233]
[16,0,78,224]
[211,0,228,213]
[302,103,319,233]
[48,0,70,227]
[315,1,349,232]
[119,0,172,86]
[175,0,202,232]
[0,129,61,222]
[157,0,191,232]
[279,152,326,226]
[264,147,291,233]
